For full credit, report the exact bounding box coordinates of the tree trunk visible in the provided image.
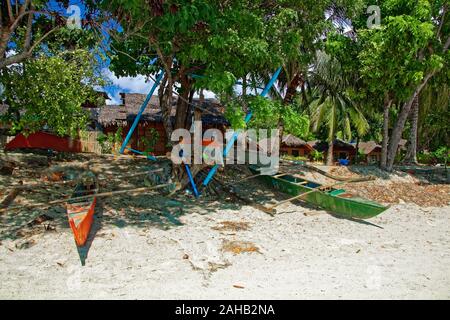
[0,27,11,61]
[380,97,392,170]
[385,71,436,171]
[404,95,419,164]
[355,135,360,164]
[174,72,192,130]
[158,73,174,148]
[326,141,334,166]
[300,82,309,114]
[284,73,302,104]
[384,36,450,171]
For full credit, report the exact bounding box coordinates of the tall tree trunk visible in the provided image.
[385,71,436,171]
[284,73,302,104]
[242,75,247,97]
[380,97,392,170]
[158,73,174,147]
[300,82,309,115]
[326,141,334,166]
[385,36,449,171]
[184,88,196,131]
[404,95,419,164]
[355,135,360,164]
[174,72,192,130]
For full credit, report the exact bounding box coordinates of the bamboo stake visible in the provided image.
[0,183,173,214]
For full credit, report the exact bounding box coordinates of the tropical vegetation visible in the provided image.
[0,0,448,172]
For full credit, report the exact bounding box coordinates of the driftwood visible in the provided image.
[2,168,165,192]
[0,160,16,175]
[302,164,376,182]
[280,160,376,182]
[0,183,173,214]
[1,181,23,209]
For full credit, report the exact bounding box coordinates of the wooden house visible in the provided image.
[359,141,382,164]
[308,139,357,164]
[92,93,229,155]
[281,134,314,158]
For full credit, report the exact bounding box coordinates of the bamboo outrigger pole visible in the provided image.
[2,168,165,192]
[119,57,164,156]
[0,183,173,214]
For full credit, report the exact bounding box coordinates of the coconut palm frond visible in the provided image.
[348,106,369,137]
[326,98,337,142]
[308,50,369,142]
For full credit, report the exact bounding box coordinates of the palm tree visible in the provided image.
[308,51,369,165]
[404,78,449,163]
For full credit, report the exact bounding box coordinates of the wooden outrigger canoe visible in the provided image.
[66,174,98,247]
[250,166,388,220]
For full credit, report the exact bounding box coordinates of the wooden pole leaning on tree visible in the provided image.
[0,183,173,214]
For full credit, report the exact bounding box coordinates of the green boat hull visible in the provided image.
[253,168,388,220]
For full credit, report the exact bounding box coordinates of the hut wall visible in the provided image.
[365,149,382,164]
[280,146,311,157]
[104,122,169,156]
[79,131,103,154]
[324,146,357,163]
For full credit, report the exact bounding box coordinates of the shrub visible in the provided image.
[97,128,123,154]
[311,150,324,163]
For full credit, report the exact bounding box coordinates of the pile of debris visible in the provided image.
[342,182,450,207]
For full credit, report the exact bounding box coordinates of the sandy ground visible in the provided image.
[0,154,449,299]
[1,201,449,299]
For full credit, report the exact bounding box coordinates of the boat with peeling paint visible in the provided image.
[250,166,388,220]
[66,173,98,247]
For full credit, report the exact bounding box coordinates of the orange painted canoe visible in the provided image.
[66,179,98,247]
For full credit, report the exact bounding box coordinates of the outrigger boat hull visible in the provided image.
[66,177,97,247]
[251,166,388,219]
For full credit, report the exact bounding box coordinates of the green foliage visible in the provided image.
[224,95,309,138]
[1,50,105,137]
[358,0,447,102]
[247,96,282,132]
[417,151,434,164]
[97,127,123,154]
[311,150,324,163]
[417,147,449,165]
[432,146,449,165]
[224,100,246,130]
[309,51,369,143]
[139,128,160,155]
[282,106,310,139]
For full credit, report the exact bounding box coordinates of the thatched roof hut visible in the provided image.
[282,134,311,148]
[92,93,228,128]
[359,141,382,155]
